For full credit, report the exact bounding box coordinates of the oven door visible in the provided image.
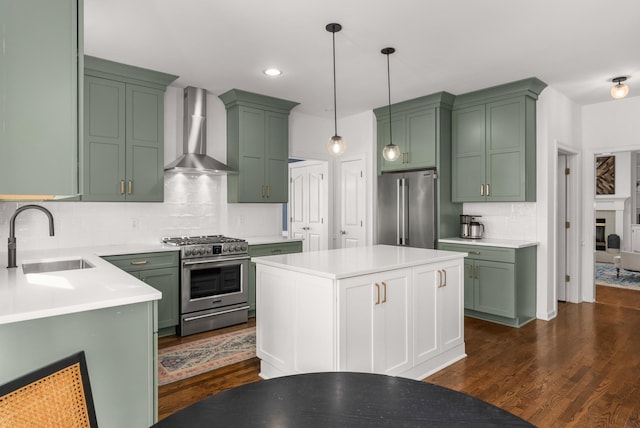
[181,256,249,314]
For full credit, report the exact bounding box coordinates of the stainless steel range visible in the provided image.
[162,235,249,336]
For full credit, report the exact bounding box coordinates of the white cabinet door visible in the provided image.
[413,261,463,365]
[339,268,411,375]
[374,271,412,375]
[438,261,464,352]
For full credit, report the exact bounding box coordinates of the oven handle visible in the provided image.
[183,305,250,322]
[182,255,250,266]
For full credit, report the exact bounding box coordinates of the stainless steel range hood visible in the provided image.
[164,86,235,174]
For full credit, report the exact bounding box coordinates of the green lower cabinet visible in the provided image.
[248,241,303,317]
[102,251,179,336]
[441,243,536,327]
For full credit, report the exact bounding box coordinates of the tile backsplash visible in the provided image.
[0,174,282,252]
[462,202,537,241]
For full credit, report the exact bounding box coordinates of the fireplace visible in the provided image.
[595,218,606,250]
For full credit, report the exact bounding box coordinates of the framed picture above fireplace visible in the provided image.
[595,155,615,195]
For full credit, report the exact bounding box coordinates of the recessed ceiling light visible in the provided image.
[263,68,282,77]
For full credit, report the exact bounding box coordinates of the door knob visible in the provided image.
[340,230,347,235]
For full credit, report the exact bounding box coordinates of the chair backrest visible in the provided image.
[0,351,98,427]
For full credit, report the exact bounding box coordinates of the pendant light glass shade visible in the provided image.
[611,77,630,99]
[327,135,346,155]
[382,143,400,161]
[381,47,399,162]
[326,23,346,156]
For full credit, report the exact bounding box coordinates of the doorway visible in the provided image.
[338,157,366,248]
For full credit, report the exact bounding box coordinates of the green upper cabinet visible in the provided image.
[451,78,546,203]
[82,56,177,202]
[220,89,299,203]
[0,0,81,199]
[374,92,461,240]
[374,94,445,172]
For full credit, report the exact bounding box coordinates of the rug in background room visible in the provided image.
[595,263,640,291]
[158,326,256,385]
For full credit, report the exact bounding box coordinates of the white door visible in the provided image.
[557,154,568,301]
[340,158,366,248]
[289,161,329,252]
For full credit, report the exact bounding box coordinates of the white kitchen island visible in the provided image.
[253,245,467,380]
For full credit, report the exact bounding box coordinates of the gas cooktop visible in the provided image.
[161,235,248,258]
[161,235,246,247]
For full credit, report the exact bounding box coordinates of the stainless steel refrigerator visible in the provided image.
[377,169,436,249]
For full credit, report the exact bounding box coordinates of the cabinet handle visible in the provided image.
[130,260,148,265]
[486,184,490,196]
[266,185,271,198]
[437,270,442,287]
[467,265,473,279]
[470,251,481,255]
[442,269,447,287]
[120,180,125,195]
[480,185,484,196]
[382,281,387,303]
[474,265,479,279]
[261,185,265,198]
[128,180,133,195]
[375,283,380,305]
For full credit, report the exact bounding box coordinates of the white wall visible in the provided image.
[582,95,640,301]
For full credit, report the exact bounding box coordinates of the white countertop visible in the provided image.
[438,237,538,249]
[242,235,304,245]
[252,245,466,280]
[0,244,176,325]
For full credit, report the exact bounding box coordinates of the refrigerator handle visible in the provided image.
[402,178,408,245]
[396,178,401,245]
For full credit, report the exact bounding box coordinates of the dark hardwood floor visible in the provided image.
[158,286,640,426]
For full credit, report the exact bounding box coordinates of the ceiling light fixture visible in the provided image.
[611,76,630,99]
[263,68,282,77]
[326,23,346,156]
[381,47,400,162]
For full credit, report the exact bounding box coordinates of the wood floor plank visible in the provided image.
[158,287,640,427]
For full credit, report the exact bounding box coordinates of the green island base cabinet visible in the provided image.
[0,302,157,427]
[103,252,180,336]
[248,241,303,317]
[82,56,178,202]
[439,241,537,328]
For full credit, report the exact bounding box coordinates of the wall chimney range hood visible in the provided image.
[164,86,235,174]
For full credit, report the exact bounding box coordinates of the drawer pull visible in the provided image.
[271,248,282,254]
[470,251,481,255]
[130,260,148,265]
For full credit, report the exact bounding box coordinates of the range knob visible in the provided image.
[198,247,206,255]
[241,244,248,251]
[184,248,192,256]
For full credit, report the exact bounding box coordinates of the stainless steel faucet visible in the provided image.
[7,205,55,269]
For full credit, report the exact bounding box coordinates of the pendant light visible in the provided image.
[326,23,346,156]
[611,76,630,99]
[381,47,400,162]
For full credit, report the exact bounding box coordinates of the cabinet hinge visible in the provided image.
[290,177,292,183]
[565,275,571,282]
[320,173,324,180]
[290,217,293,223]
[565,167,570,175]
[360,220,363,227]
[360,171,363,178]
[565,221,570,229]
[321,218,324,224]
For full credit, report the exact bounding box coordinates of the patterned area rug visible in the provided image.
[595,263,640,291]
[158,326,256,385]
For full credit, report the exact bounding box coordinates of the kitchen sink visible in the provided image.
[22,258,95,274]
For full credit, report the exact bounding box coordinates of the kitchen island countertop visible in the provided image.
[252,244,466,280]
[0,243,176,325]
[242,235,304,245]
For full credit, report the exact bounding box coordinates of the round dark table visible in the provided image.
[154,372,534,427]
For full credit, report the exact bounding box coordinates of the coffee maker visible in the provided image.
[460,215,484,239]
